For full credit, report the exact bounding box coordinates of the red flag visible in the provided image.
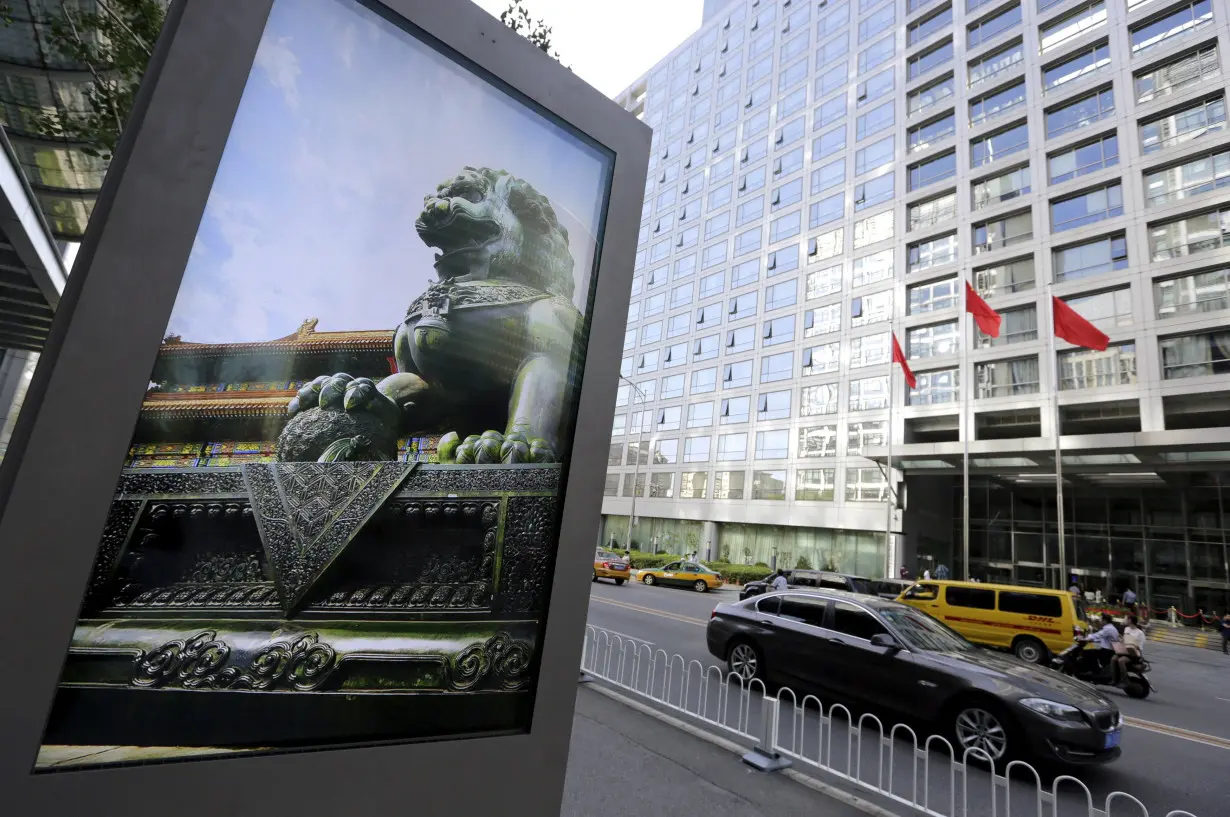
[1052,296,1109,351]
[891,333,917,389]
[965,281,1002,338]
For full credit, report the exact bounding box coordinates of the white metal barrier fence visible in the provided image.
[579,625,1199,817]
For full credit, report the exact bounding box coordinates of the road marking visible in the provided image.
[590,595,708,627]
[1124,716,1230,751]
[1217,697,1230,704]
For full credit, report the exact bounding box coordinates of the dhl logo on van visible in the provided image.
[942,615,1063,636]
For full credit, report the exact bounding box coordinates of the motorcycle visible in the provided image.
[1051,640,1154,699]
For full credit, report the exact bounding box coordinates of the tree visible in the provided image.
[500,1,562,63]
[20,0,166,162]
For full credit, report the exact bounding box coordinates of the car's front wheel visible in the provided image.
[643,574,656,586]
[951,702,1015,765]
[727,641,763,682]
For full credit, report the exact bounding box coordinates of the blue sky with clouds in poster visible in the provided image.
[166,0,611,345]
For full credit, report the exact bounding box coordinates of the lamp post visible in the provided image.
[621,375,648,552]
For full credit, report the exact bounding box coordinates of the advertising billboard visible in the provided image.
[0,0,647,813]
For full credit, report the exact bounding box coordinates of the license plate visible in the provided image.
[1104,730,1121,749]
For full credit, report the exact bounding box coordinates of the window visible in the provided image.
[976,304,1037,346]
[1039,1,1107,54]
[976,355,1040,397]
[726,325,755,355]
[796,469,836,501]
[779,58,810,94]
[908,232,958,272]
[909,113,956,154]
[699,271,724,300]
[1046,88,1114,139]
[969,39,1024,88]
[849,332,890,367]
[621,471,645,497]
[972,164,1030,209]
[801,383,839,416]
[860,4,896,42]
[1140,96,1227,154]
[807,264,843,299]
[692,334,719,362]
[1043,41,1109,92]
[971,122,1028,168]
[849,375,889,410]
[724,360,754,389]
[967,4,1021,48]
[811,159,845,195]
[629,410,653,435]
[1050,182,1123,232]
[762,315,795,347]
[973,210,1032,253]
[907,321,960,358]
[671,283,694,309]
[1148,148,1230,208]
[1054,233,1128,280]
[691,367,717,393]
[908,276,959,314]
[946,586,996,609]
[852,249,894,288]
[760,352,794,383]
[998,592,1063,617]
[973,256,1035,295]
[858,69,894,107]
[708,182,733,210]
[765,279,798,311]
[769,246,799,279]
[856,137,894,176]
[846,467,888,501]
[909,150,957,190]
[1161,330,1230,378]
[857,102,895,141]
[813,126,847,158]
[803,342,841,375]
[711,155,735,182]
[702,242,728,270]
[603,473,619,496]
[641,321,663,346]
[909,74,955,115]
[734,228,762,257]
[620,355,633,378]
[769,211,802,244]
[740,168,768,197]
[779,86,808,120]
[1135,44,1220,104]
[675,255,697,280]
[648,472,675,499]
[677,225,700,248]
[1130,0,1213,54]
[910,367,960,405]
[710,470,743,499]
[704,212,731,242]
[684,435,711,463]
[1149,206,1230,260]
[908,39,953,80]
[970,80,1026,126]
[731,259,760,289]
[654,438,679,465]
[773,179,804,213]
[1048,133,1118,184]
[747,54,774,85]
[775,146,805,177]
[851,291,893,329]
[831,601,888,640]
[818,3,851,39]
[847,420,886,454]
[809,193,844,230]
[657,406,682,432]
[815,95,847,129]
[855,175,895,213]
[815,61,850,99]
[721,396,751,424]
[859,36,896,73]
[687,401,714,429]
[809,228,845,262]
[909,5,953,46]
[777,116,807,152]
[817,34,852,69]
[717,432,748,460]
[696,303,721,328]
[645,293,667,317]
[906,191,955,233]
[1155,266,1230,318]
[728,291,758,322]
[755,429,790,460]
[799,425,838,458]
[804,303,842,337]
[1060,341,1138,389]
[853,210,894,249]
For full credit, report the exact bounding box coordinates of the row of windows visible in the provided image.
[605,466,888,502]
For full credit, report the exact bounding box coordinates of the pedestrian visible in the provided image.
[1220,613,1230,655]
[899,564,911,580]
[1069,579,1081,597]
[1123,586,1137,606]
[935,563,950,580]
[770,570,788,592]
[923,568,931,580]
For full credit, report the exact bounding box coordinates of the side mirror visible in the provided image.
[870,633,903,652]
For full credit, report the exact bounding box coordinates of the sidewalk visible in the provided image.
[562,683,875,817]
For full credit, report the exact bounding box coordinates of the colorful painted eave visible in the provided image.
[158,318,394,358]
[140,391,292,419]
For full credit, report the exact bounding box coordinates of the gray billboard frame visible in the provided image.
[0,1,649,815]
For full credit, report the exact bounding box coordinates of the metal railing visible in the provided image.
[580,624,1200,817]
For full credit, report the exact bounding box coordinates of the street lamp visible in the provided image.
[621,375,648,553]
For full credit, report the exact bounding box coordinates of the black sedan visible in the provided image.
[707,590,1122,767]
[738,569,872,601]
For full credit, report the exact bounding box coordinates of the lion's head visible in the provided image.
[415,167,575,300]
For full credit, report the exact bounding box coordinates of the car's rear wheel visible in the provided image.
[592,572,598,582]
[1013,636,1048,664]
[643,574,656,586]
[727,641,762,682]
[693,579,708,593]
[951,701,1015,765]
[614,578,625,586]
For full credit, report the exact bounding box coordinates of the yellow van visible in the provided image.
[896,580,1089,664]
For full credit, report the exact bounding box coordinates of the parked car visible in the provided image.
[871,579,912,600]
[638,560,723,592]
[592,550,630,585]
[707,590,1122,767]
[895,580,1089,664]
[739,570,872,601]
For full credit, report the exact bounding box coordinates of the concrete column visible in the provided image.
[702,520,718,562]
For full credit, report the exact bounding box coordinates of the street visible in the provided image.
[584,580,1230,817]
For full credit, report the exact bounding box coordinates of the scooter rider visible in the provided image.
[1078,613,1121,681]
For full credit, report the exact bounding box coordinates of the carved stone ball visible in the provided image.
[276,407,399,463]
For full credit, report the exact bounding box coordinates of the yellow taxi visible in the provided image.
[593,550,631,585]
[639,559,724,593]
[897,579,1089,664]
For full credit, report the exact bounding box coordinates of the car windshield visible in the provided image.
[1073,596,1090,625]
[879,606,976,652]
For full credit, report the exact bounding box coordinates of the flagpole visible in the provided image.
[962,328,971,581]
[1049,289,1067,590]
[886,356,895,577]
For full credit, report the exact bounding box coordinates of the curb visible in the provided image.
[582,682,906,817]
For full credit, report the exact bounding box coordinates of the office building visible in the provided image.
[605,0,1230,612]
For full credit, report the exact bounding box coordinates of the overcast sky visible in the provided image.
[166,0,612,345]
[471,0,702,97]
